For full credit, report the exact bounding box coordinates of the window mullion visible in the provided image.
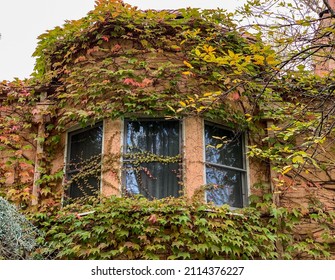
[205,161,246,173]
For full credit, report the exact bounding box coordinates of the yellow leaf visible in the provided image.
[266,55,277,65]
[282,166,292,175]
[228,49,235,58]
[292,155,304,164]
[254,54,265,65]
[179,101,187,107]
[245,114,252,122]
[195,48,201,57]
[224,77,231,85]
[244,56,251,63]
[171,45,181,51]
[203,92,213,97]
[197,106,206,112]
[183,60,193,69]
[187,96,195,102]
[204,45,216,53]
[166,105,175,113]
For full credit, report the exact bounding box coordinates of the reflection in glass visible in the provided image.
[205,124,245,207]
[206,165,243,208]
[124,120,181,199]
[205,124,243,168]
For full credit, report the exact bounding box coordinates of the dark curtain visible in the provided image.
[124,120,181,199]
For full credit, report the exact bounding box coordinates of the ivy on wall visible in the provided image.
[1,0,335,259]
[31,195,333,260]
[2,0,273,208]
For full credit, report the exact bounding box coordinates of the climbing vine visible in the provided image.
[30,194,333,260]
[1,0,335,259]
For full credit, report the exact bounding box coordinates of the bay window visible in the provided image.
[63,119,247,205]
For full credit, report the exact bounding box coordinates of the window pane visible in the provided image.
[66,123,103,199]
[206,165,243,208]
[124,162,181,199]
[205,124,243,169]
[126,120,180,156]
[69,124,103,170]
[124,120,181,199]
[67,171,101,199]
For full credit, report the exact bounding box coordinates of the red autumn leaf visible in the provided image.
[148,214,157,224]
[123,78,136,86]
[123,77,153,88]
[111,44,122,53]
[10,125,19,132]
[74,55,87,63]
[231,92,240,101]
[140,78,153,88]
[101,35,109,42]
[86,46,100,55]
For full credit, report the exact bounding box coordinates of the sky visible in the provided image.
[0,0,245,81]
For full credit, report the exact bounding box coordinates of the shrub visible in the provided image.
[0,197,40,259]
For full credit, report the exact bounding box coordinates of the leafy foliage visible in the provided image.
[1,0,335,260]
[30,195,333,260]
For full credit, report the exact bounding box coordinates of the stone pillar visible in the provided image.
[32,92,50,205]
[183,116,205,200]
[101,119,123,196]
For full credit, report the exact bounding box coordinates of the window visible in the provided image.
[205,123,247,208]
[65,122,103,199]
[123,119,182,199]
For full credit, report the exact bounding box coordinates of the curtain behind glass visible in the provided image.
[124,120,181,199]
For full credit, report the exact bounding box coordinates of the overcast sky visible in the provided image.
[0,0,245,81]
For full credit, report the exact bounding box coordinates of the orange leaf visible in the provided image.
[148,214,157,224]
[231,92,240,101]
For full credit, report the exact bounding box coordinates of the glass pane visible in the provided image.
[205,124,243,168]
[126,120,180,156]
[67,171,101,199]
[206,165,243,208]
[124,120,181,199]
[68,123,103,170]
[124,162,181,199]
[66,123,103,199]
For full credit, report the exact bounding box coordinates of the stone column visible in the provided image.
[183,116,205,200]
